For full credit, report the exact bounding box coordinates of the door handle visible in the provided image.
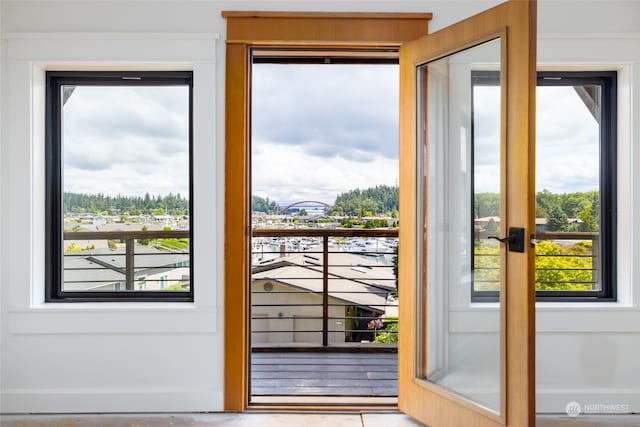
[488,227,525,253]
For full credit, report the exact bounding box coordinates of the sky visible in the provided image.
[62,85,190,198]
[473,84,599,195]
[251,63,399,205]
[535,86,599,193]
[61,65,600,206]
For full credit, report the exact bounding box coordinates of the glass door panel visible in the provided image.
[417,38,502,414]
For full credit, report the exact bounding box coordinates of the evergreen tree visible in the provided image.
[546,205,569,231]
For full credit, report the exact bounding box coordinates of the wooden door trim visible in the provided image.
[222,12,431,411]
[398,1,536,425]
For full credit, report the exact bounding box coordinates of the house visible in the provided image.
[0,0,639,425]
[251,252,396,344]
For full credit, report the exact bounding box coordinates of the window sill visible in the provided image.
[535,301,634,310]
[30,301,198,310]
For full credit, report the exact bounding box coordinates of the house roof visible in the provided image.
[63,247,189,291]
[252,252,396,313]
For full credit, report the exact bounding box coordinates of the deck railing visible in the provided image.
[63,230,190,292]
[251,228,398,348]
[474,231,600,291]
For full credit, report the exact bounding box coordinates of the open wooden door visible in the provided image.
[398,1,536,426]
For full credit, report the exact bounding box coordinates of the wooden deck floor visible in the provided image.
[251,352,398,397]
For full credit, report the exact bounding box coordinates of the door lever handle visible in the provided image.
[488,235,516,244]
[487,227,525,253]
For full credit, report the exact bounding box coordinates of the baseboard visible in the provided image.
[0,388,223,414]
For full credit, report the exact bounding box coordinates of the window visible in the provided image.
[45,71,193,302]
[160,275,168,289]
[472,71,617,301]
[137,275,147,290]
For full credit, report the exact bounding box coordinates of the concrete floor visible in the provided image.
[1,413,639,427]
[0,412,420,427]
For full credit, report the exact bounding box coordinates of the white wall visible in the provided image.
[535,28,640,412]
[0,0,639,415]
[0,29,222,412]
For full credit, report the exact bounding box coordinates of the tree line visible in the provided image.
[331,185,398,217]
[252,195,279,214]
[253,185,399,217]
[475,189,599,232]
[64,192,189,216]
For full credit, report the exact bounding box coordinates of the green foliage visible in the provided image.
[536,189,561,216]
[138,225,151,245]
[341,217,354,228]
[372,316,398,344]
[252,195,278,214]
[546,205,569,231]
[164,283,188,291]
[64,242,95,253]
[364,218,389,229]
[474,240,594,291]
[473,241,501,290]
[577,203,598,232]
[333,185,398,216]
[477,190,599,232]
[63,192,188,216]
[154,238,190,250]
[474,193,500,218]
[312,217,334,224]
[535,240,593,290]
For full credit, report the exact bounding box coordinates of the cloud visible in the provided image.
[252,63,399,162]
[536,86,599,193]
[62,85,190,197]
[252,141,397,205]
[473,85,501,193]
[60,64,600,205]
[472,83,600,194]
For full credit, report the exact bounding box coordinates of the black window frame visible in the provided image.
[471,70,617,302]
[45,71,194,302]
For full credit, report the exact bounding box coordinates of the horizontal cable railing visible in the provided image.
[251,228,398,348]
[63,230,190,292]
[474,231,599,291]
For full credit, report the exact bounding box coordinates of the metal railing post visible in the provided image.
[322,235,329,347]
[125,238,135,290]
[592,233,600,290]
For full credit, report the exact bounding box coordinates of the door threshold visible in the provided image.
[250,395,398,409]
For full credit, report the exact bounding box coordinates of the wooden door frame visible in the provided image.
[398,1,536,425]
[222,11,432,411]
